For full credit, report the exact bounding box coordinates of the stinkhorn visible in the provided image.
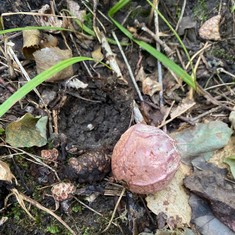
[111,123,181,194]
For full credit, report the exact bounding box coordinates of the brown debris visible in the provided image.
[65,151,111,183]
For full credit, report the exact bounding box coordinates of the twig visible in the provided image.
[190,106,222,122]
[2,144,60,181]
[175,0,187,31]
[100,32,128,84]
[136,21,173,57]
[20,192,76,235]
[101,187,126,233]
[6,42,46,105]
[153,2,164,109]
[112,31,143,101]
[197,85,233,111]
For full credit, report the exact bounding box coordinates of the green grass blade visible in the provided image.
[0,57,93,117]
[108,0,196,89]
[0,26,73,35]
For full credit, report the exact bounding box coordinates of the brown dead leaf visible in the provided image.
[146,164,192,228]
[22,30,41,59]
[135,66,146,82]
[33,47,73,82]
[36,4,67,31]
[199,15,221,40]
[170,98,195,119]
[67,0,86,23]
[22,30,58,59]
[142,77,161,96]
[0,160,16,183]
[91,46,104,63]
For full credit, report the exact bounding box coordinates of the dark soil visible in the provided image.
[0,0,235,234]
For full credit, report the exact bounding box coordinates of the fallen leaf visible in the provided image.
[146,164,191,228]
[33,47,73,82]
[171,121,233,161]
[0,160,16,183]
[65,77,88,89]
[67,0,86,23]
[170,98,195,119]
[142,77,161,96]
[6,113,48,147]
[199,15,221,40]
[224,155,235,179]
[189,194,235,235]
[91,46,104,63]
[177,16,196,35]
[22,30,41,59]
[184,163,235,232]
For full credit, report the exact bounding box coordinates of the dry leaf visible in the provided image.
[177,16,196,36]
[170,98,195,119]
[142,76,161,96]
[199,15,221,40]
[36,4,67,32]
[22,30,58,59]
[91,46,104,62]
[135,66,146,82]
[22,30,41,59]
[33,47,73,82]
[0,160,16,183]
[67,0,86,23]
[40,34,58,48]
[146,164,191,228]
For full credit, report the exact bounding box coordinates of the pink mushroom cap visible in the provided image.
[111,123,181,194]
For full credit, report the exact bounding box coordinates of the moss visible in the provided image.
[193,0,207,21]
[211,47,235,62]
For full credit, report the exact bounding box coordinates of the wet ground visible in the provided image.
[0,0,235,234]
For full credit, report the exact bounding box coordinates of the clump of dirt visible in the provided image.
[59,77,133,151]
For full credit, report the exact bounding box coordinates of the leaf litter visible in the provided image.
[0,0,235,234]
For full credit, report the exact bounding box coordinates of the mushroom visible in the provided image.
[111,123,181,194]
[65,151,110,183]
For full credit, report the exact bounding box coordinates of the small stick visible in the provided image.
[101,187,126,233]
[100,32,128,84]
[137,22,173,57]
[175,0,187,31]
[112,31,143,101]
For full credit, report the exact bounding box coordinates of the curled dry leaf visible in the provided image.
[23,30,58,59]
[199,15,221,40]
[51,182,76,202]
[142,77,161,96]
[33,47,73,82]
[22,30,41,59]
[65,77,88,89]
[136,67,161,96]
[0,160,16,183]
[91,46,104,63]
